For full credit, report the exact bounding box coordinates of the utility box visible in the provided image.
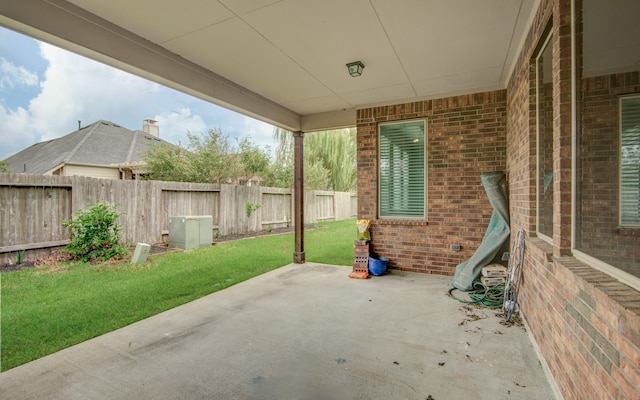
[168,215,213,250]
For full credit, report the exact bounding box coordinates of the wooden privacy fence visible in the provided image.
[0,173,357,264]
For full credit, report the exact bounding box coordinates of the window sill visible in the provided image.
[372,219,429,226]
[528,238,639,315]
[555,256,640,317]
[615,226,640,236]
[528,236,640,295]
[528,237,554,262]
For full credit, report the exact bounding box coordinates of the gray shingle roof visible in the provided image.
[4,120,169,174]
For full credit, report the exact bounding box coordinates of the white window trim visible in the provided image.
[377,118,427,220]
[574,250,640,292]
[618,94,640,228]
[536,32,554,245]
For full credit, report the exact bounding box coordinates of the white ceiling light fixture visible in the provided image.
[346,61,365,77]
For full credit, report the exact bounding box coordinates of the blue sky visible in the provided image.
[0,26,277,161]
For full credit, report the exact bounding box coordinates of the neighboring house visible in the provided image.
[4,119,166,179]
[230,176,265,187]
[4,119,265,184]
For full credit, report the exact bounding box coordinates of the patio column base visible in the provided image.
[294,251,305,264]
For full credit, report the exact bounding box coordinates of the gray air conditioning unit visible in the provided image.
[168,216,213,250]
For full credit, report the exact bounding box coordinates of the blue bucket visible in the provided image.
[368,256,389,276]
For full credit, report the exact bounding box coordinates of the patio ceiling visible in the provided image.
[0,0,539,132]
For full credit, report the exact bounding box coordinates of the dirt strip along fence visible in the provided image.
[0,173,357,264]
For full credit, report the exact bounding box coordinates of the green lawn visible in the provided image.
[0,219,356,371]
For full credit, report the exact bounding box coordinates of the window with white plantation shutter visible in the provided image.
[620,96,640,226]
[378,120,426,218]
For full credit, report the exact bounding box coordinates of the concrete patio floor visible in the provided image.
[0,263,558,399]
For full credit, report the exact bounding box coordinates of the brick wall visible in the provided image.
[354,0,639,397]
[520,241,640,400]
[506,0,640,399]
[356,92,507,275]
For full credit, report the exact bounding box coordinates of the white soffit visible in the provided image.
[0,0,540,132]
[583,1,640,77]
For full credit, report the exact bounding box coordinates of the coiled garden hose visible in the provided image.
[448,281,506,308]
[448,228,526,314]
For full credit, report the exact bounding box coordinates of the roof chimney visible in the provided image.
[143,119,159,137]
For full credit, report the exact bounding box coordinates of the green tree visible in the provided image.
[143,128,273,185]
[142,142,190,182]
[236,136,272,184]
[305,127,356,191]
[183,129,239,184]
[269,160,293,189]
[272,127,356,191]
[271,128,295,188]
[0,161,8,173]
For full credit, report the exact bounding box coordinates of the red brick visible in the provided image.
[357,90,507,274]
[357,1,639,398]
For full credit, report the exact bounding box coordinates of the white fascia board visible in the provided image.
[301,109,357,133]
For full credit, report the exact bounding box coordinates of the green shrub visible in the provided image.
[62,202,127,262]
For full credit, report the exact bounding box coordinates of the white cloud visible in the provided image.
[0,42,173,159]
[0,57,38,89]
[153,108,207,146]
[242,118,277,149]
[0,37,277,161]
[0,106,37,158]
[0,55,40,158]
[31,43,163,141]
